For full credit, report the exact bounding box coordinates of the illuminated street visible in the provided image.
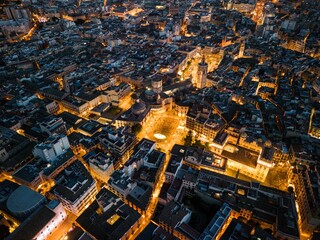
[128,153,169,240]
[47,213,77,240]
[126,111,187,239]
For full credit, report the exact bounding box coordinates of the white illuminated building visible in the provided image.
[33,134,70,162]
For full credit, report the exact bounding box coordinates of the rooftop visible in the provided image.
[6,185,46,216]
[76,188,140,240]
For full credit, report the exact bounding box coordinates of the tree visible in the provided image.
[131,123,142,135]
[184,130,193,146]
[192,139,203,148]
[204,142,210,150]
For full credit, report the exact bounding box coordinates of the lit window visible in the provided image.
[237,188,246,196]
[106,214,120,225]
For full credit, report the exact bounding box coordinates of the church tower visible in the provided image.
[197,52,208,89]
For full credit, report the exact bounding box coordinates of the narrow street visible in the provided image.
[128,154,169,240]
[47,212,77,240]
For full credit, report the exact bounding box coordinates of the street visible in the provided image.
[47,212,77,240]
[128,154,169,240]
[128,110,188,239]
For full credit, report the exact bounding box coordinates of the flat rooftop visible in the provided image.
[222,144,259,168]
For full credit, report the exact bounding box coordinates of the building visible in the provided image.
[33,134,70,162]
[44,100,60,114]
[186,104,225,140]
[39,116,67,136]
[62,226,94,240]
[0,19,32,40]
[4,6,30,20]
[115,99,151,128]
[183,146,227,173]
[122,138,161,177]
[285,39,305,53]
[77,120,102,137]
[6,185,46,218]
[151,75,163,94]
[97,125,136,166]
[165,145,185,184]
[220,218,254,240]
[84,150,115,183]
[13,149,76,189]
[0,115,23,131]
[196,55,208,89]
[174,101,189,117]
[7,200,66,240]
[239,41,245,58]
[199,203,233,240]
[233,2,255,14]
[288,165,320,238]
[197,169,300,240]
[62,77,71,94]
[73,92,106,110]
[76,188,141,240]
[52,160,97,216]
[221,143,271,182]
[158,201,192,239]
[309,108,320,139]
[108,170,137,199]
[119,72,144,88]
[210,131,272,182]
[0,126,30,163]
[107,139,163,213]
[58,111,84,134]
[104,82,131,106]
[61,96,89,115]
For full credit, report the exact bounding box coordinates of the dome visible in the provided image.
[7,185,46,217]
[132,99,146,115]
[145,89,157,101]
[145,89,156,96]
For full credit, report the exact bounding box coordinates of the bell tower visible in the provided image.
[197,50,208,89]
